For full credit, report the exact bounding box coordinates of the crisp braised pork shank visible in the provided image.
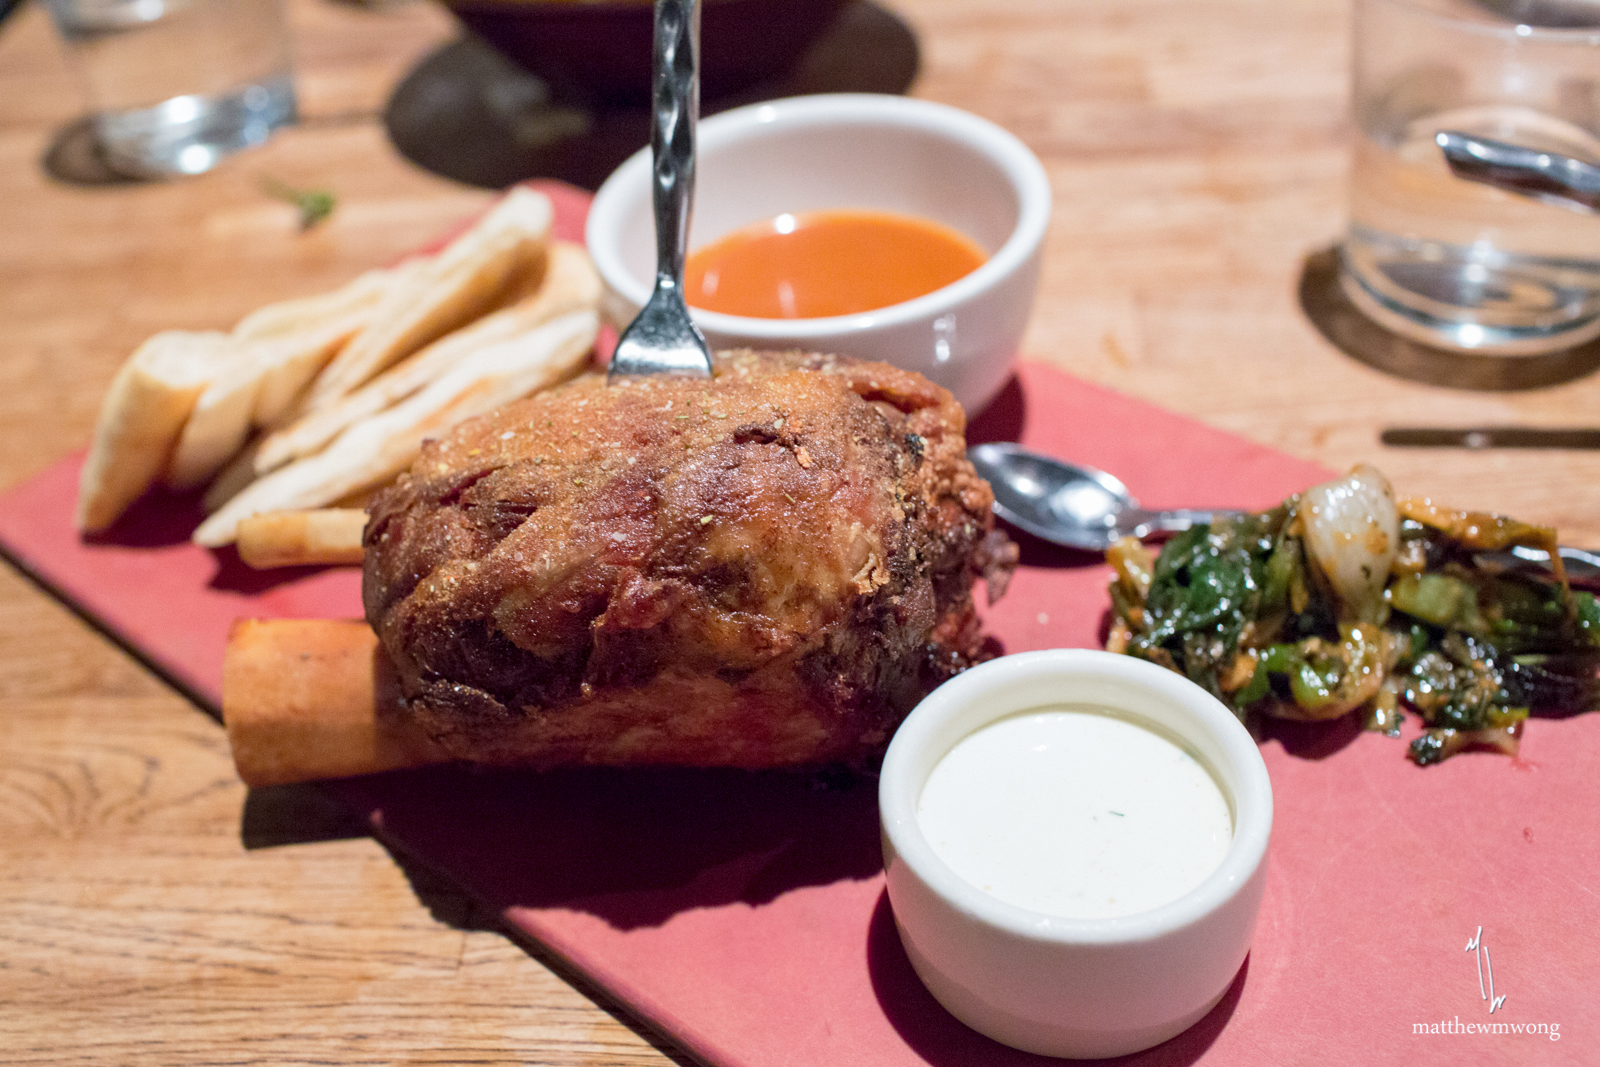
[362,349,1015,769]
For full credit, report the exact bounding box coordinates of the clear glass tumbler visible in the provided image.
[1340,0,1600,355]
[43,0,297,179]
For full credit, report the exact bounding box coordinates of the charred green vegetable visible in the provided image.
[1106,465,1600,765]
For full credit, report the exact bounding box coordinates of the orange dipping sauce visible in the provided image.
[684,209,987,319]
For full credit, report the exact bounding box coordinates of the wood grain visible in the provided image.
[1,0,1596,1062]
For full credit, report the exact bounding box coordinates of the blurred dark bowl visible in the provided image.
[440,0,851,105]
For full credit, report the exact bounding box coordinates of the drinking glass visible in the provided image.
[43,0,297,179]
[1340,0,1600,355]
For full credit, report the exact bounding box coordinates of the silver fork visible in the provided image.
[608,0,714,380]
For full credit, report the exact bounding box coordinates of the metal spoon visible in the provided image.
[1436,129,1600,216]
[967,442,1234,552]
[968,441,1600,584]
[608,0,714,379]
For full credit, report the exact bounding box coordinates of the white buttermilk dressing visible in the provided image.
[916,707,1233,920]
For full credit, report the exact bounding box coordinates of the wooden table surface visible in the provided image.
[2,0,1596,1063]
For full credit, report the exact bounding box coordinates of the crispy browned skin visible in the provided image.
[363,350,1015,769]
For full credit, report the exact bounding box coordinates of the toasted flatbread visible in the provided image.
[164,349,261,491]
[75,331,233,533]
[304,187,555,406]
[232,264,398,344]
[255,241,600,474]
[250,261,425,428]
[164,263,421,490]
[194,309,599,546]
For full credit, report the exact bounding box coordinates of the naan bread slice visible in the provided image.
[194,309,598,546]
[255,240,598,474]
[76,330,232,532]
[163,262,421,490]
[304,186,555,406]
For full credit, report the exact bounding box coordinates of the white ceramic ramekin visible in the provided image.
[584,93,1051,415]
[879,649,1273,1059]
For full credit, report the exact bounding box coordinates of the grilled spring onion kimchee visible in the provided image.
[1106,465,1600,765]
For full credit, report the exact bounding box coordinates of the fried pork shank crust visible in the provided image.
[363,349,1016,769]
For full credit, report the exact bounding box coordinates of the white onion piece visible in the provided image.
[1299,464,1399,622]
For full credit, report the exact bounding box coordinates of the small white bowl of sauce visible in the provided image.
[879,649,1272,1059]
[585,93,1051,415]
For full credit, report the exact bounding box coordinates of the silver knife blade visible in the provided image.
[1383,427,1600,449]
[1476,544,1600,586]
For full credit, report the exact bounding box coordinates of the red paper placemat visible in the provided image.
[2,185,1591,1067]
